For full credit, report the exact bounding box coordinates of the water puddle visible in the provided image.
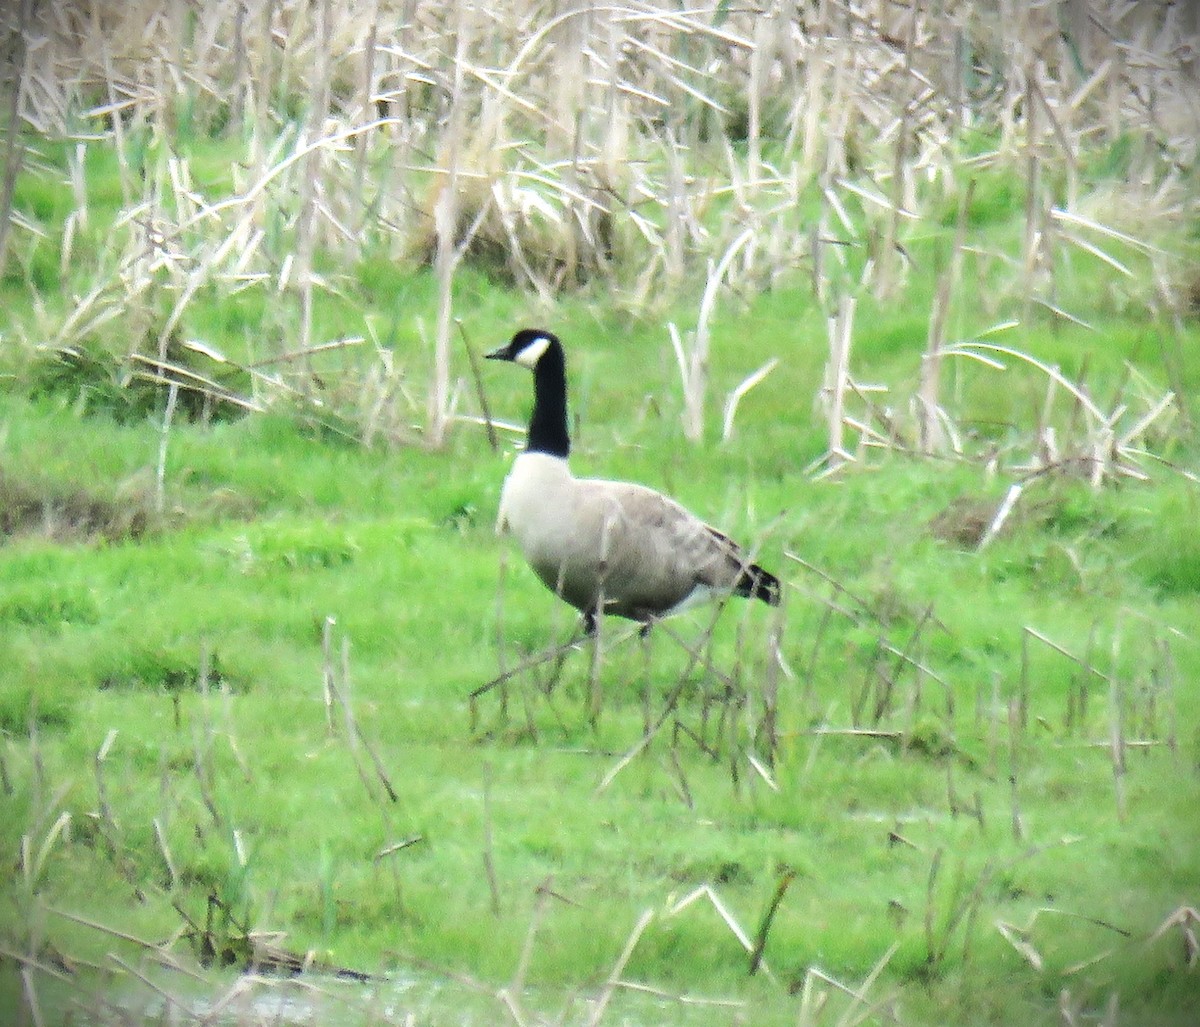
[32,962,745,1026]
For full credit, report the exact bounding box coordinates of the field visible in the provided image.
[1,2,1199,1025]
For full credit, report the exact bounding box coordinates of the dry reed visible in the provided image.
[5,1,1194,454]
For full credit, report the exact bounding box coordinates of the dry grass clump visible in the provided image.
[24,337,255,424]
[10,1,1196,290]
[0,466,155,543]
[2,1,1197,449]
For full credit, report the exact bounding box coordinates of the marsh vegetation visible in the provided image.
[1,1,1199,1024]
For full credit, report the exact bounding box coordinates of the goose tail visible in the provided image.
[736,564,782,606]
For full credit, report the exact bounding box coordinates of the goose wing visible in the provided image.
[571,479,751,619]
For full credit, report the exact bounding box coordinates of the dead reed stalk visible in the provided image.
[916,179,974,454]
[8,0,1195,460]
[595,600,739,793]
[0,0,37,274]
[811,295,857,477]
[427,0,471,450]
[669,227,755,443]
[154,381,178,514]
[583,908,655,1027]
[1108,635,1127,824]
[482,761,501,918]
[1008,697,1024,841]
[321,627,398,803]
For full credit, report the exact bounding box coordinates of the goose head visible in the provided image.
[485,329,560,370]
[487,329,570,458]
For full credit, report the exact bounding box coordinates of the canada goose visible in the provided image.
[486,329,780,633]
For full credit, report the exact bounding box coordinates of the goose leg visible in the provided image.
[640,623,653,737]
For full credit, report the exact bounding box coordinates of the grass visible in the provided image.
[1,342,1198,1025]
[4,268,1200,1025]
[7,252,1200,1026]
[2,2,1200,1024]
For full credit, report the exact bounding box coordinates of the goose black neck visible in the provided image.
[527,341,571,458]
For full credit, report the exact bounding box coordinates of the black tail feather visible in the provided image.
[736,564,781,606]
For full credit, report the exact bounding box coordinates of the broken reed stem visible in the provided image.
[291,0,332,371]
[1065,657,1078,738]
[917,179,975,454]
[107,952,189,1018]
[732,622,749,788]
[1018,629,1030,731]
[155,382,179,514]
[1160,635,1178,758]
[758,614,782,766]
[583,908,655,1027]
[903,668,922,757]
[851,635,884,728]
[821,295,856,470]
[228,0,248,134]
[93,728,118,845]
[191,730,222,829]
[1107,616,1129,823]
[471,628,616,727]
[596,604,733,793]
[487,547,513,732]
[458,320,499,452]
[979,482,1023,551]
[988,673,1000,778]
[802,599,834,718]
[1008,696,1024,841]
[923,847,942,966]
[20,964,45,1027]
[343,637,398,803]
[354,2,380,223]
[1081,620,1097,727]
[669,745,694,809]
[27,701,45,816]
[51,906,175,965]
[508,877,554,1001]
[948,860,995,969]
[321,615,336,734]
[334,638,376,800]
[482,762,502,918]
[924,844,1008,971]
[427,0,471,449]
[874,603,934,724]
[0,0,34,274]
[153,816,177,890]
[1109,671,1127,823]
[1022,61,1042,320]
[92,727,144,897]
[1026,624,1110,737]
[749,869,795,976]
[728,688,742,794]
[190,644,223,827]
[875,1,919,301]
[942,668,957,742]
[0,948,70,993]
[320,627,397,803]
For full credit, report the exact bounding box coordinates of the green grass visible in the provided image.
[2,126,1200,1026]
[2,364,1199,1024]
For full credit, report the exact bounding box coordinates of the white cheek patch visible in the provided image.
[515,335,551,369]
